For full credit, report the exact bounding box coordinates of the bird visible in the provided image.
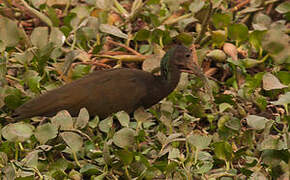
[12,45,200,120]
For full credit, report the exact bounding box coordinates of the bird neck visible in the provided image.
[160,52,181,90]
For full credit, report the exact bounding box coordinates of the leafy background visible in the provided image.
[0,0,289,179]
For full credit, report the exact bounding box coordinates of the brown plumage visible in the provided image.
[13,45,198,120]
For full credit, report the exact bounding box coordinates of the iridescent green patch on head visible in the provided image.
[160,46,177,80]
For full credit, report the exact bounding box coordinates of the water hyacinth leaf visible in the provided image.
[0,152,8,166]
[71,6,90,19]
[187,134,212,150]
[194,161,213,174]
[212,13,231,29]
[4,91,22,110]
[219,103,232,113]
[261,29,288,55]
[2,122,34,142]
[99,116,113,133]
[51,110,74,130]
[134,107,151,122]
[250,171,267,180]
[189,0,205,13]
[262,73,287,90]
[23,70,42,93]
[21,150,39,168]
[246,115,269,130]
[213,141,233,161]
[206,49,227,62]
[61,132,83,152]
[80,164,100,175]
[68,169,82,179]
[225,118,241,131]
[259,136,286,150]
[113,128,135,148]
[31,27,49,49]
[88,115,99,129]
[168,148,180,160]
[211,30,226,46]
[160,101,174,113]
[275,1,290,14]
[0,17,20,47]
[134,29,151,41]
[49,27,65,47]
[176,32,193,45]
[241,58,261,68]
[249,30,266,51]
[271,92,290,106]
[72,64,91,80]
[96,0,114,10]
[252,13,272,30]
[75,108,90,129]
[35,123,58,144]
[228,23,249,42]
[99,24,128,39]
[116,149,134,165]
[115,111,130,127]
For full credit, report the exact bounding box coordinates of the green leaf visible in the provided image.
[34,123,58,144]
[72,64,91,80]
[189,0,205,13]
[134,107,151,122]
[0,17,20,47]
[116,149,134,165]
[21,150,39,168]
[99,116,113,133]
[225,118,241,131]
[99,24,128,39]
[246,115,269,130]
[271,92,290,106]
[96,0,113,10]
[115,111,130,127]
[49,27,65,47]
[113,128,135,148]
[259,136,286,150]
[228,23,249,42]
[46,6,60,26]
[212,13,231,29]
[275,1,290,14]
[168,148,180,160]
[249,30,266,51]
[80,164,100,175]
[4,93,22,110]
[187,134,212,150]
[0,152,8,166]
[211,30,227,47]
[219,103,232,113]
[31,27,49,49]
[262,73,287,90]
[206,49,227,62]
[23,70,42,93]
[252,13,271,30]
[2,122,34,142]
[75,108,90,129]
[194,161,213,174]
[213,141,233,161]
[88,115,99,129]
[261,29,288,54]
[51,110,74,130]
[61,132,83,152]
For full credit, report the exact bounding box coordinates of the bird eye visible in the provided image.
[185,54,191,57]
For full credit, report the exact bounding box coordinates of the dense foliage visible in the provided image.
[0,0,289,179]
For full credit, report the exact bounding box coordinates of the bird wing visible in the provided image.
[13,68,153,119]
